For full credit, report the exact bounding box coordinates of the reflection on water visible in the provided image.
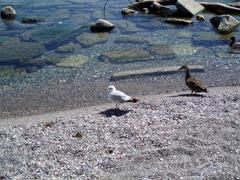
[0,0,240,116]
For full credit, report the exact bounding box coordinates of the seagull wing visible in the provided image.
[110,90,131,103]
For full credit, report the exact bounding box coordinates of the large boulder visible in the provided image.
[1,5,16,20]
[176,0,204,17]
[210,15,240,34]
[90,19,115,33]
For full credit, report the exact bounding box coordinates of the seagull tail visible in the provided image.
[204,88,208,93]
[128,98,139,103]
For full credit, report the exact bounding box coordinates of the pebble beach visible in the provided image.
[0,86,239,179]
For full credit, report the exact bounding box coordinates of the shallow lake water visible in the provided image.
[0,0,240,117]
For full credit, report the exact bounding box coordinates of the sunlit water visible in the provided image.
[0,0,240,117]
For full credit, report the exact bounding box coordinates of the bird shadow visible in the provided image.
[99,108,131,117]
[170,93,207,98]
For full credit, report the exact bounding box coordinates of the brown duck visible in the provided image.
[178,65,207,95]
[229,36,240,50]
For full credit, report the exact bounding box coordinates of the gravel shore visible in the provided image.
[0,86,240,179]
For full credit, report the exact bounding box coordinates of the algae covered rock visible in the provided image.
[100,47,153,63]
[56,54,88,68]
[56,42,81,54]
[0,38,46,61]
[150,44,175,57]
[76,32,108,46]
[0,66,26,77]
[172,43,198,56]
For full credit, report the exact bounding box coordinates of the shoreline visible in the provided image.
[1,85,239,127]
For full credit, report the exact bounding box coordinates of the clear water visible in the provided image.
[0,0,240,117]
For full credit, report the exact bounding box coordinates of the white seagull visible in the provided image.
[107,85,139,109]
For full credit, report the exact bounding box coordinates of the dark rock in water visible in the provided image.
[1,5,16,20]
[21,18,43,24]
[200,2,240,14]
[176,0,204,17]
[149,2,177,16]
[90,19,115,33]
[121,8,137,15]
[165,18,193,25]
[210,15,240,34]
[227,2,240,9]
[196,14,205,21]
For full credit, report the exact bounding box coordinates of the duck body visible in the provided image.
[229,36,240,50]
[178,66,207,94]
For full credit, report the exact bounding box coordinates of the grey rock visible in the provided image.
[176,0,204,17]
[90,19,115,33]
[1,5,16,20]
[164,18,193,25]
[196,14,205,21]
[150,2,177,16]
[121,8,137,15]
[210,15,240,34]
[200,2,240,14]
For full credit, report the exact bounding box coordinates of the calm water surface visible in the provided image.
[0,0,240,117]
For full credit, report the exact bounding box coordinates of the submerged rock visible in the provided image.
[150,44,175,57]
[1,6,16,20]
[165,18,193,25]
[0,66,26,77]
[56,54,88,68]
[0,38,46,61]
[172,43,198,56]
[100,48,153,63]
[76,32,108,46]
[90,19,115,32]
[210,15,240,34]
[176,0,204,17]
[56,42,81,54]
[21,17,43,24]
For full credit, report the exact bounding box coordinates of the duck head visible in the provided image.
[107,85,116,92]
[178,65,189,72]
[229,36,236,47]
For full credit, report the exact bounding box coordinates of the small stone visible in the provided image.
[90,19,115,32]
[121,8,137,15]
[1,5,16,20]
[196,14,205,21]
